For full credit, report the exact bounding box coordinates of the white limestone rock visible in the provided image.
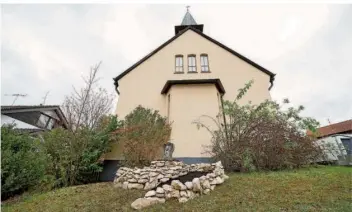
[145,190,156,197]
[192,178,202,192]
[162,184,173,192]
[203,189,211,195]
[138,179,148,184]
[160,178,169,183]
[156,187,164,194]
[144,179,158,190]
[180,191,188,197]
[201,179,211,189]
[171,180,187,190]
[122,181,129,189]
[185,181,193,190]
[128,183,144,190]
[131,197,164,210]
[178,197,188,203]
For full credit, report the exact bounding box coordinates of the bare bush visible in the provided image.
[194,81,322,172]
[63,62,114,131]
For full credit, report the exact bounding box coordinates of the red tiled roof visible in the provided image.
[308,119,352,137]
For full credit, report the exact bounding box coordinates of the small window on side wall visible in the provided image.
[200,54,210,72]
[188,55,197,72]
[175,55,183,73]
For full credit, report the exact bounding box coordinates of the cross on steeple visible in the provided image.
[186,5,190,12]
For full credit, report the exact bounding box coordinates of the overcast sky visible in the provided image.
[1,4,351,126]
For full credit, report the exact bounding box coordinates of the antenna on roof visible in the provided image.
[4,93,28,105]
[42,91,50,105]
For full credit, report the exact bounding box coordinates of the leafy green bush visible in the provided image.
[194,81,322,172]
[41,115,121,187]
[119,105,171,167]
[1,125,49,200]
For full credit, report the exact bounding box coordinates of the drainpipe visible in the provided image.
[220,95,229,140]
[113,78,120,95]
[269,75,275,91]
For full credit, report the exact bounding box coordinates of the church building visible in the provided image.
[102,8,275,180]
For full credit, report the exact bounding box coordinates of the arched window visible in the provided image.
[200,54,210,72]
[175,55,184,73]
[188,54,197,72]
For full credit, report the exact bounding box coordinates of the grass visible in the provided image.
[2,166,351,212]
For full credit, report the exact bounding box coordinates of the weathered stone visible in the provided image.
[203,189,211,195]
[131,197,164,210]
[214,176,224,185]
[140,174,149,179]
[156,187,164,194]
[201,179,211,189]
[162,184,173,192]
[199,176,207,181]
[207,173,216,178]
[156,193,165,198]
[179,172,187,176]
[157,174,164,179]
[144,179,158,190]
[156,162,165,167]
[170,190,180,198]
[185,181,193,190]
[149,172,159,177]
[128,178,137,183]
[145,190,156,197]
[222,174,229,180]
[171,174,179,179]
[160,178,169,183]
[164,174,172,178]
[180,191,188,197]
[210,185,216,190]
[187,190,196,199]
[122,181,129,189]
[170,166,182,170]
[113,182,122,188]
[165,170,174,174]
[171,180,187,190]
[178,197,188,203]
[128,183,144,189]
[138,179,148,184]
[192,178,202,192]
[134,169,141,174]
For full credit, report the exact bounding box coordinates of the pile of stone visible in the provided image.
[113,160,228,210]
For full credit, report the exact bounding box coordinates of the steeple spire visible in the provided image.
[174,6,204,35]
[181,6,197,26]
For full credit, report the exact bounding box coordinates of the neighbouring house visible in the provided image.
[308,119,352,165]
[1,105,68,134]
[101,10,276,181]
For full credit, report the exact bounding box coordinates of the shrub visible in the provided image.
[41,115,121,187]
[119,106,171,167]
[1,125,49,200]
[194,81,322,172]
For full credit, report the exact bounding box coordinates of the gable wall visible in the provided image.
[116,29,271,119]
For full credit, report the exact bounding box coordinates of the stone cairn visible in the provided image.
[113,160,229,210]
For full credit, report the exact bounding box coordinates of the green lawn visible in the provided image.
[2,166,351,212]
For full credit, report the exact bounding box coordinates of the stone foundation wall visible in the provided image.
[113,160,229,210]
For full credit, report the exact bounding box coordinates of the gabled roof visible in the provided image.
[1,105,68,129]
[307,119,352,138]
[113,27,276,88]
